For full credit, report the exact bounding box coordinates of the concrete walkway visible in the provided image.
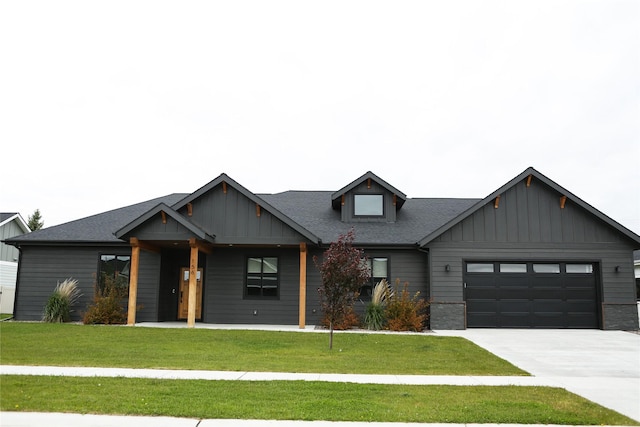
[1,327,638,426]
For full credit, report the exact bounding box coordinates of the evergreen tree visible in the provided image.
[27,209,44,231]
[314,229,370,349]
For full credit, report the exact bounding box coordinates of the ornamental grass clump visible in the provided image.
[43,278,81,323]
[364,279,392,330]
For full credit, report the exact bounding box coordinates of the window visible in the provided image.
[466,263,494,273]
[499,263,527,273]
[246,257,278,298]
[99,254,130,292]
[354,194,383,216]
[360,257,388,299]
[533,263,560,273]
[566,264,594,274]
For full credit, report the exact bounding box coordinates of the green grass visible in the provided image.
[0,313,12,320]
[3,322,636,425]
[2,375,637,425]
[0,322,526,375]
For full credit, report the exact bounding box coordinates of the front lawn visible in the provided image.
[2,375,638,425]
[0,322,525,375]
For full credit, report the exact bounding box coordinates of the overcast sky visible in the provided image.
[1,1,639,236]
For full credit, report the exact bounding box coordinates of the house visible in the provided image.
[5,167,640,329]
[0,213,30,314]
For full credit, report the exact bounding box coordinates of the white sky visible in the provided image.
[1,1,639,236]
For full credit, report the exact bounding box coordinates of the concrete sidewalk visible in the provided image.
[2,412,635,427]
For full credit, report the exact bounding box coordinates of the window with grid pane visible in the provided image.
[246,257,279,298]
[359,257,388,300]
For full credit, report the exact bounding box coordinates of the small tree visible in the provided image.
[314,229,370,349]
[27,209,44,231]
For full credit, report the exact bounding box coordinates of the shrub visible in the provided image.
[43,278,81,323]
[385,279,429,332]
[364,279,392,330]
[83,274,128,325]
[320,305,361,330]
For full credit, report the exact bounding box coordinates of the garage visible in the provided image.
[465,262,599,328]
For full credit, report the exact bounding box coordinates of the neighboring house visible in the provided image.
[0,213,30,314]
[5,167,640,330]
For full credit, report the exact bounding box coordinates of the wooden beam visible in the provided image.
[189,237,213,255]
[130,237,161,254]
[341,194,345,206]
[187,244,198,328]
[494,195,501,209]
[127,244,140,326]
[526,175,532,187]
[161,211,167,224]
[393,194,397,206]
[299,242,307,329]
[256,203,261,217]
[560,195,567,209]
[187,203,193,217]
[367,178,371,189]
[222,181,227,194]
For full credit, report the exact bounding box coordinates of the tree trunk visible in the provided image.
[329,321,334,350]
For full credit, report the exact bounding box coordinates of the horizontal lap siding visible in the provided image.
[15,246,129,321]
[204,248,302,324]
[136,251,160,322]
[430,244,636,304]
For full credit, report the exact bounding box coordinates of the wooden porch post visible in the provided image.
[187,239,199,328]
[299,242,307,329]
[127,240,141,326]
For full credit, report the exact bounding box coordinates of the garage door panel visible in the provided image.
[567,313,598,328]
[530,289,564,299]
[465,261,598,329]
[533,313,566,328]
[500,313,531,328]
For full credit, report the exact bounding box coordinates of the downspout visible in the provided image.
[11,245,23,320]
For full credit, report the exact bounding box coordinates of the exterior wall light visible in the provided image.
[445,264,450,272]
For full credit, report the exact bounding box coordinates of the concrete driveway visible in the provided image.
[434,329,640,422]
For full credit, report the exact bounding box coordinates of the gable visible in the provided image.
[172,174,319,245]
[420,167,640,246]
[115,203,214,244]
[330,171,407,223]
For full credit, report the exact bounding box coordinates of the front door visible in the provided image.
[178,267,203,320]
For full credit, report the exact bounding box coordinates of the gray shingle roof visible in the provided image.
[260,191,478,245]
[6,190,477,247]
[5,194,187,244]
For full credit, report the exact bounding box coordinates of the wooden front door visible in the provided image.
[178,267,203,320]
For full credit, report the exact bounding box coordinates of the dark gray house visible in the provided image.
[6,167,640,329]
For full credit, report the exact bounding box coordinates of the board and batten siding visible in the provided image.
[179,185,305,245]
[340,180,398,223]
[14,246,128,321]
[426,178,638,329]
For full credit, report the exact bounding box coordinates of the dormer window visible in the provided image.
[354,194,384,216]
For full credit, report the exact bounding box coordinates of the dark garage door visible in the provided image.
[465,262,599,328]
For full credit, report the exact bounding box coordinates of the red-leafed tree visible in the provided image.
[314,229,370,349]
